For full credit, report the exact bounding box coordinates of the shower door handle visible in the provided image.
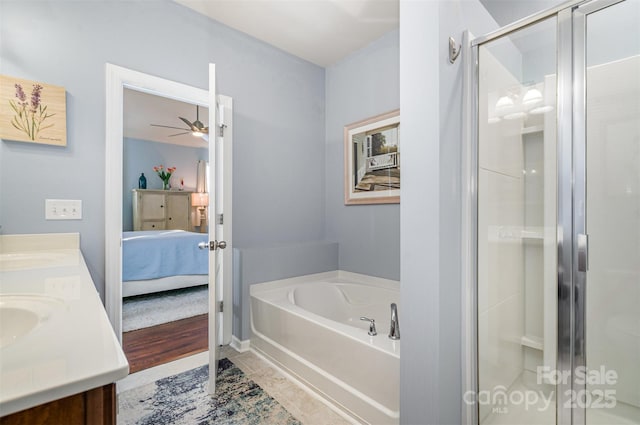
[577,233,589,272]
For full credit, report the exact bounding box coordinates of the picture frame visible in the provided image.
[0,75,67,146]
[344,109,400,205]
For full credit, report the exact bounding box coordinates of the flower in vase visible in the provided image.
[153,165,176,189]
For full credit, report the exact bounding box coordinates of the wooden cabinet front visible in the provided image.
[166,193,190,230]
[0,384,115,425]
[132,189,192,231]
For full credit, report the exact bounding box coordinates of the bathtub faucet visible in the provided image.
[389,303,400,340]
[360,317,377,336]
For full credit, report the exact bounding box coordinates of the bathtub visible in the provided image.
[250,271,400,424]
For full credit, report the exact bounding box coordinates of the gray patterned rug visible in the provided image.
[118,358,301,425]
[123,285,208,332]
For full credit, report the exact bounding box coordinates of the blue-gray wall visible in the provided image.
[122,138,207,231]
[234,241,339,340]
[230,29,400,340]
[400,1,500,423]
[0,0,325,299]
[325,29,400,280]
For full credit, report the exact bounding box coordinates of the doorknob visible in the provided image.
[198,240,227,251]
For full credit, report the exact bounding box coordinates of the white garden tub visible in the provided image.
[250,271,400,424]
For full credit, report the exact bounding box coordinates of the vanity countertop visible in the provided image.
[0,233,129,417]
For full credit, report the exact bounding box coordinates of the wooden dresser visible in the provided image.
[132,189,192,231]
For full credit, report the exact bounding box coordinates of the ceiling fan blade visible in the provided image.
[151,124,190,131]
[169,132,190,137]
[179,117,196,131]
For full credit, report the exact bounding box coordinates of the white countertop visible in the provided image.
[0,233,129,417]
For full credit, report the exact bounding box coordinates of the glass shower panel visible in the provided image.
[477,16,557,424]
[585,1,640,423]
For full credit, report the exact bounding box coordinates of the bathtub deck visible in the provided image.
[250,270,400,424]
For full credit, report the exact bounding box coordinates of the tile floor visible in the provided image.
[480,372,640,425]
[117,345,354,425]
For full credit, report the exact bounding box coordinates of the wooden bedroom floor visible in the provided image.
[122,314,208,374]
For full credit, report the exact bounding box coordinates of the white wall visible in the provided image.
[400,1,501,423]
[586,55,640,411]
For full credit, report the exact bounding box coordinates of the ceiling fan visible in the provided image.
[151,105,208,137]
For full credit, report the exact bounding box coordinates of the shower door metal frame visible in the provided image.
[571,2,628,425]
[464,0,627,423]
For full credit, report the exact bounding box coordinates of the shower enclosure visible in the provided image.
[469,0,639,423]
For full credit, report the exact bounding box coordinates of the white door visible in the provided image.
[217,95,233,346]
[206,63,233,394]
[207,63,219,394]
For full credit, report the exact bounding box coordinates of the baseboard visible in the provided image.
[230,335,250,352]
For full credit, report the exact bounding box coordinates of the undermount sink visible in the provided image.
[0,251,77,271]
[0,295,62,348]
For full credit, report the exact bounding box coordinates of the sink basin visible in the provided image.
[0,251,77,271]
[0,295,62,348]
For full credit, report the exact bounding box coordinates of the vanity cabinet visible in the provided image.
[132,189,192,231]
[0,384,115,425]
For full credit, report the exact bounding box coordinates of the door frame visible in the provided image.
[104,63,232,345]
[462,0,626,423]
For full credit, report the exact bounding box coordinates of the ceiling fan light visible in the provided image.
[192,131,203,137]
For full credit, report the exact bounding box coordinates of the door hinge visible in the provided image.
[217,213,223,225]
[217,102,227,137]
[219,300,223,312]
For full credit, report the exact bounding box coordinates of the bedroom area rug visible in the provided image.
[118,358,301,425]
[122,285,208,332]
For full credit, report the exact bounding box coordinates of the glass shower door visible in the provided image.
[474,1,640,423]
[578,0,640,423]
[476,16,558,425]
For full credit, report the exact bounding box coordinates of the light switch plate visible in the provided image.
[45,199,82,220]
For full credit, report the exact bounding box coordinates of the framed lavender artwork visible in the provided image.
[0,75,67,146]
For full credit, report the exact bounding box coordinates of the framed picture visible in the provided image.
[344,109,400,205]
[0,75,67,146]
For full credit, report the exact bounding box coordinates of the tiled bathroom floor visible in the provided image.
[117,345,353,425]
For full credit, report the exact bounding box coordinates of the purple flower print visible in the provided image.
[14,84,26,103]
[30,84,43,112]
[9,82,55,140]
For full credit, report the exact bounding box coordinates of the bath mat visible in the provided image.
[122,285,208,332]
[118,358,301,425]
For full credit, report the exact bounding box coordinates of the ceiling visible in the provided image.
[124,89,209,148]
[126,0,559,146]
[174,0,399,67]
[479,0,565,26]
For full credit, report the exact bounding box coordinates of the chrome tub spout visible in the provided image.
[389,303,400,340]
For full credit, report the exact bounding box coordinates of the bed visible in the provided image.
[122,230,209,297]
